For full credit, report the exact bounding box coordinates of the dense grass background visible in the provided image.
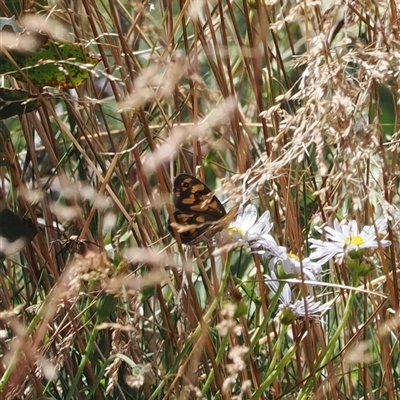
[1,0,399,399]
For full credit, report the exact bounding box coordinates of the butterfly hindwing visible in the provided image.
[171,210,219,244]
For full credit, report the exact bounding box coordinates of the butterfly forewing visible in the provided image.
[169,174,236,245]
[173,174,226,219]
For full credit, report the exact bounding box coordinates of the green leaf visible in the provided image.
[378,84,395,137]
[0,41,99,88]
[96,293,118,323]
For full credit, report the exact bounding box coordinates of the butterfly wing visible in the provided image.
[169,174,228,244]
[173,174,226,219]
[169,205,239,245]
[168,210,221,244]
[0,204,37,258]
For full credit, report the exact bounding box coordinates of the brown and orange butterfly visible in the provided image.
[168,174,238,244]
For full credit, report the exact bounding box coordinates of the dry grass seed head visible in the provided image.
[260,20,395,214]
[222,345,249,394]
[104,328,131,395]
[20,14,70,42]
[0,31,39,52]
[143,97,237,172]
[68,250,112,293]
[216,302,242,337]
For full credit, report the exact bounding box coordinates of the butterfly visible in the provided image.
[168,174,238,244]
[0,202,37,258]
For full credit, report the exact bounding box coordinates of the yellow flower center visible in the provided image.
[288,252,300,261]
[229,226,245,238]
[345,235,364,246]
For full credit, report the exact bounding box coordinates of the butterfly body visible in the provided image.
[168,174,236,244]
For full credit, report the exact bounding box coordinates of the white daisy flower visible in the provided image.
[309,218,391,264]
[264,271,292,306]
[216,204,274,251]
[267,245,322,281]
[252,233,280,256]
[264,272,323,323]
[229,204,273,242]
